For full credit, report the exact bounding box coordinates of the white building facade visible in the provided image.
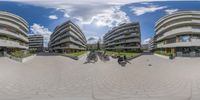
[155,11,200,57]
[103,23,141,52]
[49,21,87,53]
[0,11,29,56]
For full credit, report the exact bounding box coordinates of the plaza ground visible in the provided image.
[0,53,200,100]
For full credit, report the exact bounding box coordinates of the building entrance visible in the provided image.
[0,48,4,57]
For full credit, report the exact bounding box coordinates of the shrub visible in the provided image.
[10,50,32,58]
[155,51,172,56]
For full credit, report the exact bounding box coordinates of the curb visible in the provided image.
[127,53,143,60]
[62,51,89,60]
[6,54,36,63]
[154,53,169,59]
[62,54,79,60]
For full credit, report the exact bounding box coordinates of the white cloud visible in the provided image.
[12,0,185,27]
[64,13,70,18]
[140,2,153,5]
[77,6,130,27]
[48,15,58,20]
[87,36,99,44]
[165,9,178,14]
[143,38,151,44]
[131,5,167,16]
[30,23,52,47]
[9,0,150,5]
[9,0,135,27]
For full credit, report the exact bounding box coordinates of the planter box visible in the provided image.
[5,53,36,63]
[154,53,169,59]
[21,55,36,63]
[62,52,88,60]
[62,54,79,60]
[127,53,142,60]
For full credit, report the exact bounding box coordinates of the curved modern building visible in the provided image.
[0,11,29,56]
[103,22,141,52]
[49,20,87,53]
[155,11,200,57]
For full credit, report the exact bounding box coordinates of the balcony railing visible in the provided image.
[0,30,28,42]
[0,39,28,49]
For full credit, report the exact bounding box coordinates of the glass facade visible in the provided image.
[179,35,190,42]
[176,47,200,57]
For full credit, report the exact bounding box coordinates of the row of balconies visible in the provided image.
[29,45,43,48]
[155,11,200,26]
[69,23,86,40]
[29,40,43,43]
[28,37,43,40]
[105,46,140,50]
[156,19,200,35]
[52,44,85,50]
[105,34,140,44]
[0,12,30,50]
[104,29,138,41]
[70,27,87,43]
[0,39,28,49]
[156,38,200,48]
[0,20,28,36]
[49,21,87,51]
[105,38,140,46]
[0,16,28,32]
[0,12,28,29]
[105,25,138,36]
[28,37,43,39]
[50,27,86,44]
[50,37,86,48]
[104,26,139,40]
[0,29,28,42]
[29,43,43,45]
[156,27,192,41]
[51,22,86,42]
[50,27,71,41]
[155,15,195,31]
[156,27,200,42]
[50,32,86,47]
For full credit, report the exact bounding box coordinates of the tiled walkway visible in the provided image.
[0,54,200,100]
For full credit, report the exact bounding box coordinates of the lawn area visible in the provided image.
[155,51,172,56]
[105,51,141,58]
[64,51,87,57]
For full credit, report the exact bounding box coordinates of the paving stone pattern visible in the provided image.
[0,54,200,100]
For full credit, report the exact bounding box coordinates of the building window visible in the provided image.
[179,35,190,42]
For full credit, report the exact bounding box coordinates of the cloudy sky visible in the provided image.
[0,0,199,46]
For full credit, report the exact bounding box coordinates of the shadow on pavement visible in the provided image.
[36,52,60,56]
[142,52,153,55]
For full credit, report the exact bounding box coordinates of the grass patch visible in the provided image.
[64,51,86,57]
[105,51,141,58]
[155,51,172,56]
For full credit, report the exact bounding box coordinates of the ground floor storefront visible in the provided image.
[157,47,200,57]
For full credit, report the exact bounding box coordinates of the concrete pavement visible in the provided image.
[0,54,200,100]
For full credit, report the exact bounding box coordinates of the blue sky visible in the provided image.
[0,1,200,46]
